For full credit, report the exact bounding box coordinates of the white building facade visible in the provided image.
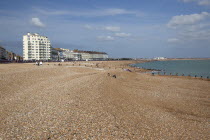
[23,33,51,60]
[51,48,108,61]
[71,50,108,61]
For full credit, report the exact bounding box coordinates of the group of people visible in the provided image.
[35,61,43,66]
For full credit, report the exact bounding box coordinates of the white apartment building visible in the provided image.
[23,33,51,60]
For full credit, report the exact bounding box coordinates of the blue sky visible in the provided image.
[0,0,210,58]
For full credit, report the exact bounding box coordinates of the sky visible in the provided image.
[0,0,210,58]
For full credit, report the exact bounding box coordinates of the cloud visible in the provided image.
[167,12,209,28]
[104,26,121,32]
[31,18,45,27]
[35,8,140,17]
[115,33,131,37]
[167,12,210,42]
[103,8,136,16]
[179,28,210,40]
[198,0,210,5]
[97,36,115,41]
[180,0,210,6]
[167,38,180,43]
[84,25,93,30]
[83,25,121,32]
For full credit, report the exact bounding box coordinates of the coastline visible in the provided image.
[0,61,209,139]
[129,59,210,81]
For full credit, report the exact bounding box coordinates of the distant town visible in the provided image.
[1,33,109,62]
[0,32,170,63]
[0,46,23,62]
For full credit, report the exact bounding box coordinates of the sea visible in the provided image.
[131,60,210,78]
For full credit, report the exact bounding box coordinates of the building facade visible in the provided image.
[51,48,108,61]
[23,33,51,60]
[73,50,108,61]
[0,46,7,60]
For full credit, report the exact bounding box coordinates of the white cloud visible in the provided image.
[104,26,121,32]
[31,18,45,27]
[180,0,210,6]
[83,25,122,32]
[115,32,131,37]
[84,25,93,30]
[35,8,140,17]
[167,12,209,28]
[179,28,210,40]
[198,0,210,5]
[167,12,210,42]
[167,38,180,43]
[103,8,135,16]
[97,36,115,41]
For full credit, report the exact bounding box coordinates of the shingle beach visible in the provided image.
[0,61,209,139]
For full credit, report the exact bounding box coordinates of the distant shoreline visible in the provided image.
[163,58,210,60]
[129,59,210,81]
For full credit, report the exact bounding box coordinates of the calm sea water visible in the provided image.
[131,60,210,78]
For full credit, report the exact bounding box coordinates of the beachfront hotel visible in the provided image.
[23,33,51,60]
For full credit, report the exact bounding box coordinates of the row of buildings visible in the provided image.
[0,46,23,61]
[23,33,108,61]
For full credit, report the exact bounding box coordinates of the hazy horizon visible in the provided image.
[0,0,210,58]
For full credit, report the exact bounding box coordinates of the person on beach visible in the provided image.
[40,61,42,65]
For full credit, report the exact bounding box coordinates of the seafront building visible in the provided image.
[0,46,23,61]
[51,48,108,61]
[22,33,108,61]
[23,33,51,60]
[52,48,74,61]
[0,46,7,60]
[72,50,108,61]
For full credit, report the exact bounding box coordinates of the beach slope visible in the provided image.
[0,62,209,139]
